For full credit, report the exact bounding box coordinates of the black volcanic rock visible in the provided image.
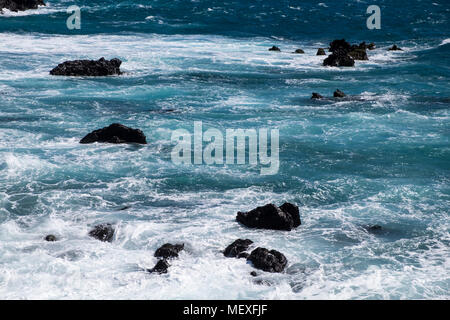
[0,0,44,12]
[279,202,301,228]
[147,259,170,274]
[154,243,184,259]
[388,45,403,51]
[236,203,300,231]
[89,223,114,242]
[323,49,355,67]
[50,57,122,76]
[348,48,368,60]
[333,89,346,98]
[311,92,324,99]
[293,49,305,54]
[247,247,287,273]
[44,234,57,242]
[316,48,326,55]
[223,239,253,258]
[268,46,281,51]
[80,123,147,144]
[329,39,352,53]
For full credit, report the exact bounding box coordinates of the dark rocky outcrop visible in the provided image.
[247,247,287,273]
[268,46,281,52]
[347,42,369,60]
[316,48,326,55]
[323,49,355,67]
[279,202,301,228]
[293,49,305,54]
[311,92,324,99]
[388,45,403,51]
[324,39,377,66]
[236,202,301,231]
[50,57,122,77]
[329,39,352,53]
[367,42,376,50]
[223,239,253,258]
[147,259,170,274]
[80,123,147,144]
[154,243,184,259]
[348,48,368,60]
[0,0,44,12]
[88,223,114,242]
[333,89,346,98]
[44,234,57,242]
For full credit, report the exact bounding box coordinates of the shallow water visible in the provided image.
[0,0,449,299]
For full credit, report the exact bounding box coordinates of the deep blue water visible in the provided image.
[0,0,449,299]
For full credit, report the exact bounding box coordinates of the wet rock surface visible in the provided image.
[50,57,122,76]
[80,123,147,144]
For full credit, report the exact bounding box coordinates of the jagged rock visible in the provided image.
[247,247,287,273]
[348,48,368,60]
[44,234,57,242]
[88,223,114,242]
[50,57,122,76]
[316,48,326,55]
[367,43,376,50]
[293,49,305,54]
[154,243,184,259]
[147,259,170,274]
[268,46,281,51]
[80,123,147,144]
[388,45,403,51]
[250,271,258,277]
[323,49,355,67]
[236,202,301,231]
[333,89,346,98]
[311,92,324,99]
[329,39,352,53]
[0,0,45,12]
[223,239,253,258]
[279,202,301,228]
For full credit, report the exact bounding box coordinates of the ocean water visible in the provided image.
[0,0,449,299]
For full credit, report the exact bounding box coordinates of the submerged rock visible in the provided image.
[333,89,346,98]
[88,223,115,242]
[366,225,383,233]
[0,0,45,12]
[223,239,253,258]
[50,57,122,76]
[154,243,184,259]
[247,247,287,273]
[236,202,301,231]
[293,49,305,54]
[388,44,403,51]
[316,48,326,55]
[311,92,324,99]
[268,46,281,52]
[80,123,147,144]
[147,259,170,274]
[44,234,57,242]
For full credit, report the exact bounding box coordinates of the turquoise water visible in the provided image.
[0,1,449,299]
